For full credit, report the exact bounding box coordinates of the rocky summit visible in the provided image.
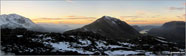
[65,16,140,41]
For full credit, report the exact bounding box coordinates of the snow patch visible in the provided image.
[95,41,107,48]
[16,35,23,38]
[84,28,88,31]
[157,36,166,39]
[43,37,52,40]
[119,42,136,47]
[105,50,140,55]
[145,52,154,55]
[79,39,91,45]
[50,42,94,54]
[69,35,75,38]
[112,21,116,24]
[155,38,168,43]
[108,45,123,48]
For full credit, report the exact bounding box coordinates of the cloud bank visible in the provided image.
[37,23,85,33]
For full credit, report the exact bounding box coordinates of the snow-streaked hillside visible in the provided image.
[0,14,38,29]
[1,28,182,55]
[66,16,140,42]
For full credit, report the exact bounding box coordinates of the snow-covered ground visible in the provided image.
[42,38,142,55]
[50,42,94,54]
[41,36,181,55]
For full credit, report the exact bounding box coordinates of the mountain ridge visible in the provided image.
[148,21,185,48]
[0,14,45,31]
[64,16,140,41]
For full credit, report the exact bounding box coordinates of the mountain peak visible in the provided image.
[162,21,185,28]
[95,16,120,23]
[68,16,140,41]
[0,14,37,29]
[100,16,118,20]
[101,16,113,18]
[1,14,26,19]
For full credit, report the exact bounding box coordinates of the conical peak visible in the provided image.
[99,16,120,21]
[101,16,115,19]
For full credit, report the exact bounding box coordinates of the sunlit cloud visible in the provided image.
[168,7,184,10]
[176,16,184,19]
[33,18,63,20]
[125,20,166,24]
[150,15,161,18]
[34,16,96,20]
[126,20,147,22]
[32,16,96,24]
[120,16,143,19]
[65,16,96,19]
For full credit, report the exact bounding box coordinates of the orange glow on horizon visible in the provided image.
[32,18,96,24]
[31,17,185,25]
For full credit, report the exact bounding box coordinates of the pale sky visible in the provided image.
[1,0,185,25]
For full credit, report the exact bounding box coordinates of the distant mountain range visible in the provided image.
[65,16,140,41]
[148,21,185,48]
[0,14,184,55]
[132,25,161,32]
[132,25,142,31]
